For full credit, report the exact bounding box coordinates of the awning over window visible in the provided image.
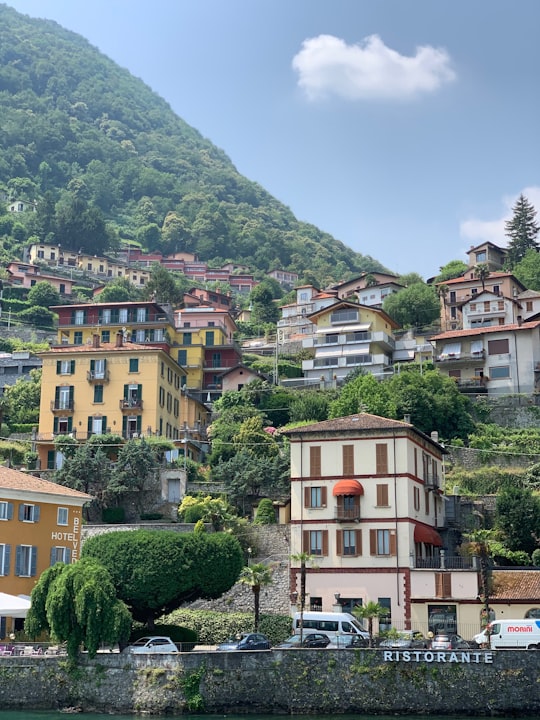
[440,342,461,358]
[332,480,364,496]
[316,324,370,334]
[470,340,484,355]
[414,524,443,546]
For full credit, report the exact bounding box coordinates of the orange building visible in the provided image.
[0,467,91,637]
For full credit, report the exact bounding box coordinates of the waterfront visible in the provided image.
[0,714,535,720]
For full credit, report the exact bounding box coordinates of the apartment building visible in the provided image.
[6,262,75,296]
[0,352,41,397]
[0,466,90,636]
[285,413,481,634]
[332,272,403,307]
[278,285,338,346]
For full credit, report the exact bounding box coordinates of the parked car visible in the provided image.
[472,629,490,647]
[124,636,178,654]
[216,633,271,651]
[379,631,427,649]
[329,634,370,649]
[431,633,470,650]
[275,633,331,649]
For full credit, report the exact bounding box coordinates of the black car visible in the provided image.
[431,633,470,650]
[216,633,271,651]
[275,633,331,649]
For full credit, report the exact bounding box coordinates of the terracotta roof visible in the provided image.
[431,320,540,341]
[491,571,540,601]
[437,272,516,286]
[0,466,92,501]
[40,341,169,355]
[284,413,413,434]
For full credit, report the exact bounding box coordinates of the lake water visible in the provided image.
[0,714,533,720]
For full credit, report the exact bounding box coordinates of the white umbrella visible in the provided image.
[0,592,31,618]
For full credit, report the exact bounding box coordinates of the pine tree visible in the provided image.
[505,194,540,268]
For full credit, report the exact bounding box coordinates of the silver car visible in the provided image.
[124,636,178,654]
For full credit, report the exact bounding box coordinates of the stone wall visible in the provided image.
[0,649,537,716]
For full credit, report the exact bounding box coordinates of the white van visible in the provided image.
[292,612,370,647]
[486,619,540,650]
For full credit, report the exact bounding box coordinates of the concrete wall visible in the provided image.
[0,650,537,716]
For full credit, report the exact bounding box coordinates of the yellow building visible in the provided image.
[37,333,187,470]
[0,466,91,637]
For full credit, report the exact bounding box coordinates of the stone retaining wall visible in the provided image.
[0,649,537,716]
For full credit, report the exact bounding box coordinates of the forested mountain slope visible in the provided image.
[0,4,385,284]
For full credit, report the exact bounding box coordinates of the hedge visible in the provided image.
[163,609,292,645]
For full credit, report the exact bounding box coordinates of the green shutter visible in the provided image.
[137,384,142,399]
[67,417,73,432]
[69,386,74,404]
[56,360,61,375]
[88,416,93,433]
[55,387,60,403]
[123,384,128,400]
[137,415,142,433]
[103,358,107,371]
[70,359,75,374]
[90,359,95,372]
[122,416,127,438]
[102,416,107,433]
[53,417,58,433]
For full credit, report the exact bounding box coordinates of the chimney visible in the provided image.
[431,431,439,444]
[115,331,123,348]
[404,414,411,424]
[92,333,100,348]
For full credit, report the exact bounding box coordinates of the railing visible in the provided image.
[414,556,476,570]
[119,398,143,410]
[436,351,485,363]
[50,400,74,412]
[335,507,360,521]
[87,369,110,382]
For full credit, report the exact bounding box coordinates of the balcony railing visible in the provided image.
[414,556,476,570]
[335,506,360,521]
[50,400,74,413]
[87,369,110,383]
[119,398,143,411]
[435,350,485,363]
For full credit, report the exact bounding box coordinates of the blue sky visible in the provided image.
[6,0,540,279]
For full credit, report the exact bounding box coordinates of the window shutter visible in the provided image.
[66,548,72,564]
[67,417,73,432]
[304,487,311,508]
[4,544,11,574]
[425,491,430,514]
[50,547,57,566]
[88,417,93,433]
[18,504,24,521]
[310,446,321,477]
[102,416,107,433]
[55,387,60,403]
[389,531,397,556]
[137,383,142,398]
[30,547,37,576]
[103,358,107,371]
[336,530,343,556]
[34,506,40,522]
[356,529,362,556]
[53,417,58,433]
[376,444,388,474]
[370,529,376,555]
[15,546,22,576]
[69,386,74,403]
[343,445,354,475]
[56,360,61,374]
[377,484,389,506]
[321,487,327,506]
[123,384,128,400]
[7,502,13,520]
[122,415,127,437]
[90,359,95,373]
[322,530,328,556]
[302,530,309,554]
[70,360,75,374]
[137,415,142,433]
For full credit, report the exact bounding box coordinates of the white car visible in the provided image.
[473,630,489,646]
[124,636,178,654]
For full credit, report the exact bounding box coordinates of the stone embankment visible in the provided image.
[0,649,537,716]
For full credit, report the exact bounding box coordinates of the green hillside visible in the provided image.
[0,4,386,285]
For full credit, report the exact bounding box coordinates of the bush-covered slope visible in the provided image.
[0,4,385,284]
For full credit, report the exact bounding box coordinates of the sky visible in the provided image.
[5,0,540,279]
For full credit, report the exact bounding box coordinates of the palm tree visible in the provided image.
[290,552,317,641]
[353,601,387,647]
[437,283,449,330]
[473,263,490,292]
[464,528,493,629]
[239,562,273,631]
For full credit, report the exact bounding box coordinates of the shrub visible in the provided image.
[102,507,126,523]
[253,498,276,525]
[163,609,291,646]
[532,549,540,566]
[8,423,36,434]
[131,624,197,643]
[140,512,164,521]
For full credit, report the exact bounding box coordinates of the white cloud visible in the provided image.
[460,186,540,247]
[292,34,456,101]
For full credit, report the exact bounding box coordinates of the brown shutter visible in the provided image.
[377,484,389,506]
[435,573,443,597]
[356,529,362,556]
[425,491,430,514]
[321,486,327,507]
[370,529,376,555]
[322,530,328,556]
[487,338,509,355]
[310,446,321,477]
[336,530,343,556]
[389,530,397,556]
[302,530,309,554]
[343,445,354,475]
[304,487,311,508]
[414,448,418,477]
[443,573,451,596]
[376,443,388,474]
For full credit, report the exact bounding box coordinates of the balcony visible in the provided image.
[456,377,488,394]
[119,398,143,411]
[424,473,440,490]
[50,400,74,413]
[414,555,475,570]
[335,506,360,522]
[435,350,485,364]
[87,369,110,383]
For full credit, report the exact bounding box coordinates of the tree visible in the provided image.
[397,272,425,287]
[239,562,274,631]
[3,368,41,425]
[233,415,280,459]
[81,529,243,627]
[495,484,540,556]
[290,552,316,641]
[143,263,185,304]
[109,438,161,515]
[505,194,540,268]
[473,263,490,291]
[211,450,290,509]
[27,280,60,308]
[250,284,279,324]
[53,442,113,520]
[512,248,540,291]
[433,260,467,283]
[289,390,332,423]
[98,277,141,302]
[382,282,440,328]
[253,498,277,525]
[353,601,387,647]
[463,529,493,628]
[18,306,56,328]
[329,373,396,419]
[24,558,132,659]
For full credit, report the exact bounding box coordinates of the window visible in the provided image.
[414,486,420,510]
[88,415,107,436]
[50,546,71,565]
[0,544,10,575]
[324,333,339,344]
[178,350,187,366]
[183,333,192,345]
[212,352,221,368]
[435,573,452,598]
[0,501,14,521]
[159,387,165,406]
[471,288,478,295]
[74,310,85,326]
[119,308,128,323]
[55,386,73,410]
[303,529,328,556]
[342,445,354,475]
[129,358,139,373]
[101,330,110,343]
[20,504,40,522]
[135,329,145,343]
[493,285,499,295]
[15,545,37,576]
[304,486,326,508]
[91,359,106,379]
[57,359,75,375]
[475,251,486,262]
[376,444,388,474]
[93,385,104,403]
[490,366,510,379]
[309,446,321,477]
[526,301,533,312]
[206,331,215,346]
[488,338,509,355]
[370,529,396,556]
[136,307,147,322]
[57,507,68,526]
[330,308,358,323]
[74,331,83,345]
[100,309,111,324]
[166,392,172,412]
[337,529,361,557]
[376,484,389,507]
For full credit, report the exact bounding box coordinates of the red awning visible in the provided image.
[332,480,364,496]
[414,524,443,547]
